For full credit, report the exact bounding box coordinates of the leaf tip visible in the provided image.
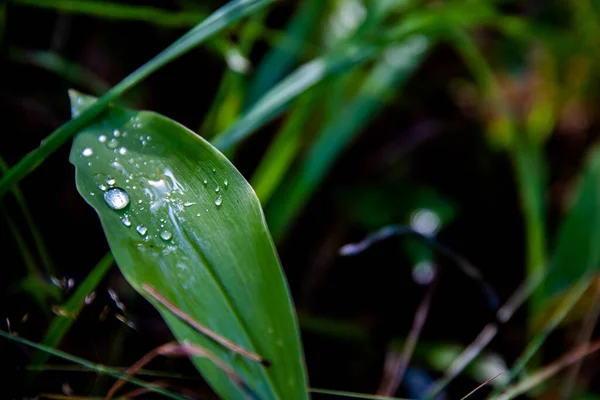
[68,89,98,118]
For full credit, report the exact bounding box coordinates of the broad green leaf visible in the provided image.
[68,91,308,400]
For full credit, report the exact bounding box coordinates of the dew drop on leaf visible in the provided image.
[136,225,148,236]
[215,196,223,207]
[160,230,173,241]
[103,188,130,210]
[121,215,132,227]
[107,138,119,149]
[82,148,93,157]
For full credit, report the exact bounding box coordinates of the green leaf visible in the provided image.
[543,146,600,299]
[68,91,308,400]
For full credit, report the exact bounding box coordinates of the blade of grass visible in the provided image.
[32,252,114,365]
[560,282,600,398]
[105,341,255,400]
[12,0,208,28]
[377,277,438,396]
[492,272,595,394]
[2,208,60,311]
[460,373,504,400]
[494,337,600,400]
[27,364,197,380]
[264,36,430,238]
[245,0,324,106]
[0,330,188,400]
[199,12,267,138]
[0,155,55,275]
[309,388,408,400]
[448,27,547,318]
[0,0,278,198]
[250,91,316,203]
[424,269,546,399]
[9,48,110,97]
[210,41,380,152]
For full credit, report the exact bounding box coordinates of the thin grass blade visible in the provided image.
[0,0,277,198]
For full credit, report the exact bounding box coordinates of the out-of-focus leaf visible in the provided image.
[33,253,114,366]
[543,146,600,300]
[245,0,325,106]
[13,0,208,27]
[68,91,308,400]
[265,36,430,238]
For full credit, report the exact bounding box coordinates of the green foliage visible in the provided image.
[69,92,307,399]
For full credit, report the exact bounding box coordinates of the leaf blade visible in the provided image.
[69,92,307,400]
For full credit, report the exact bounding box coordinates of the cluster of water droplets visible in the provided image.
[80,115,232,250]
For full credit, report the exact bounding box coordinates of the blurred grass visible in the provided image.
[0,330,188,400]
[12,0,209,27]
[33,253,114,366]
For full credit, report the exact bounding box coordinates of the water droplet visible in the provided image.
[107,138,119,149]
[137,199,143,204]
[202,178,208,185]
[98,184,108,191]
[136,225,147,236]
[184,202,195,207]
[113,129,121,137]
[215,185,220,193]
[224,179,229,187]
[196,213,201,217]
[212,168,216,173]
[103,188,130,210]
[160,231,173,241]
[121,215,132,227]
[106,177,116,186]
[118,147,127,155]
[146,136,152,141]
[215,196,223,207]
[98,135,107,143]
[82,148,93,157]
